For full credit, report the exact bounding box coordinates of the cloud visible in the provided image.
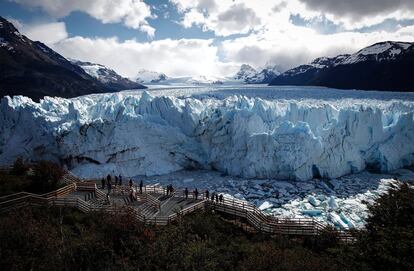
[7,1,414,78]
[272,2,287,13]
[50,36,237,78]
[11,0,155,37]
[171,0,264,36]
[172,0,414,33]
[298,0,414,28]
[215,4,261,35]
[299,0,414,18]
[10,18,68,44]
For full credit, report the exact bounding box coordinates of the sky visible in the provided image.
[1,0,414,78]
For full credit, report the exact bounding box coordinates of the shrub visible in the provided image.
[30,161,64,193]
[10,157,29,176]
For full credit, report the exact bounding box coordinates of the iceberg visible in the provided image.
[1,87,414,181]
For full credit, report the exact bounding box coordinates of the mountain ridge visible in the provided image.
[0,17,145,101]
[70,59,145,90]
[270,41,414,92]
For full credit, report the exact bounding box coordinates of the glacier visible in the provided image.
[1,86,414,181]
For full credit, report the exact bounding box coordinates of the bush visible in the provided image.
[30,161,64,193]
[303,226,340,252]
[10,157,29,176]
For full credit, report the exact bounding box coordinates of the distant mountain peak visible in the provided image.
[234,63,280,84]
[134,69,168,84]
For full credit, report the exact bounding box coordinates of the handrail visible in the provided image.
[142,193,161,209]
[0,176,355,242]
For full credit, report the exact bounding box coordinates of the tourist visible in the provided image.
[215,194,219,203]
[101,178,105,189]
[184,188,189,199]
[139,180,143,194]
[219,194,223,203]
[106,174,111,184]
[166,184,170,196]
[205,189,209,200]
[119,174,122,186]
[107,179,112,197]
[169,184,174,195]
[211,192,215,202]
[115,175,118,186]
[129,179,133,188]
[129,190,134,203]
[194,188,199,200]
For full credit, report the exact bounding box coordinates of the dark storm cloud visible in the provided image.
[299,0,414,19]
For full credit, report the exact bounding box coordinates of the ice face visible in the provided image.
[1,86,414,181]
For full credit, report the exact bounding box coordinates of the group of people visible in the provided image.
[101,174,144,196]
[184,188,200,199]
[209,191,224,203]
[182,188,224,203]
[101,174,124,190]
[101,176,225,204]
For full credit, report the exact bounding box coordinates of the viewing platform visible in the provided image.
[0,172,356,242]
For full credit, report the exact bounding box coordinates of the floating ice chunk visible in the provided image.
[328,196,339,209]
[259,201,273,210]
[329,212,348,229]
[307,195,320,206]
[317,194,326,201]
[301,209,323,216]
[301,202,314,210]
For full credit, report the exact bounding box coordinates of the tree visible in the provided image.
[355,183,414,271]
[30,161,64,193]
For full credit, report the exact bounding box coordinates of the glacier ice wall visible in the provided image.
[1,91,414,180]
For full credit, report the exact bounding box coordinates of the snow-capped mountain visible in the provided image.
[134,69,168,84]
[0,17,143,101]
[341,41,412,65]
[176,75,224,85]
[270,41,414,92]
[161,75,225,85]
[282,55,350,77]
[135,69,225,85]
[234,64,280,84]
[255,64,281,83]
[71,60,145,90]
[234,64,258,82]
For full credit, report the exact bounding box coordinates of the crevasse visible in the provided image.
[1,91,414,180]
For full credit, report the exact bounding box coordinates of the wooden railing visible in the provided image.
[0,176,355,242]
[0,184,76,212]
[143,193,161,209]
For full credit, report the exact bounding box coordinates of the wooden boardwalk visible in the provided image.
[0,172,356,242]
